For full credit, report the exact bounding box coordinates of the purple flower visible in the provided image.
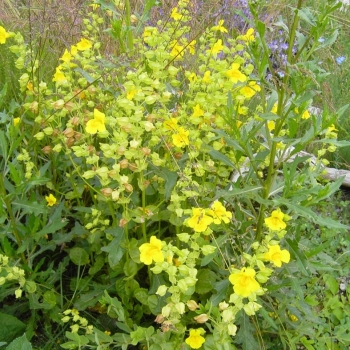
[336,56,346,65]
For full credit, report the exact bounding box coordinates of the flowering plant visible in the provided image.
[0,0,349,349]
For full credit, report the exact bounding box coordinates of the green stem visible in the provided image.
[141,172,147,243]
[125,0,134,52]
[255,0,303,242]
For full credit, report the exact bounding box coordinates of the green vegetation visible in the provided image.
[0,0,349,349]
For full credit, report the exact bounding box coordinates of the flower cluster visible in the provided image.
[0,254,26,298]
[61,308,94,334]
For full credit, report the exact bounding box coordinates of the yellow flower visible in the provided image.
[265,208,287,231]
[126,88,138,100]
[211,20,228,33]
[229,267,261,297]
[76,38,92,51]
[267,120,275,131]
[226,63,247,83]
[289,314,298,322]
[163,118,179,131]
[52,67,67,83]
[172,127,190,148]
[210,39,224,57]
[70,45,78,56]
[45,194,57,206]
[301,110,310,120]
[86,108,106,134]
[192,104,204,117]
[170,41,184,58]
[89,3,100,10]
[271,103,278,114]
[188,40,196,55]
[0,26,11,44]
[139,236,164,265]
[265,245,290,267]
[13,118,20,126]
[60,49,73,63]
[241,28,255,42]
[170,7,182,21]
[188,72,197,83]
[240,81,261,98]
[208,201,232,224]
[185,328,206,349]
[202,71,211,83]
[187,208,213,233]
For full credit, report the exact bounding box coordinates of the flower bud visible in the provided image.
[155,314,164,324]
[219,301,229,311]
[101,188,113,197]
[52,99,65,109]
[119,159,128,169]
[70,116,80,126]
[42,145,52,154]
[187,300,199,311]
[123,183,133,192]
[194,314,209,323]
[34,132,45,140]
[63,127,75,138]
[119,218,128,227]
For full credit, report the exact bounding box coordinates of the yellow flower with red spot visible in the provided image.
[139,236,164,265]
[86,109,106,134]
[185,328,206,349]
[265,245,290,267]
[187,208,213,233]
[265,208,287,231]
[229,267,260,297]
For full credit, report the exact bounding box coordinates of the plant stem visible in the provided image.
[255,0,303,242]
[125,0,134,53]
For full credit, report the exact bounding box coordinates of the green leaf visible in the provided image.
[74,67,96,84]
[259,307,278,330]
[12,199,46,216]
[235,313,259,350]
[5,334,32,350]
[206,146,236,168]
[304,295,319,306]
[210,279,230,306]
[69,247,89,265]
[89,254,105,275]
[0,313,26,343]
[195,269,217,294]
[153,167,178,200]
[134,288,149,305]
[285,238,310,276]
[33,218,68,240]
[323,274,339,295]
[101,227,126,268]
[0,130,8,160]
